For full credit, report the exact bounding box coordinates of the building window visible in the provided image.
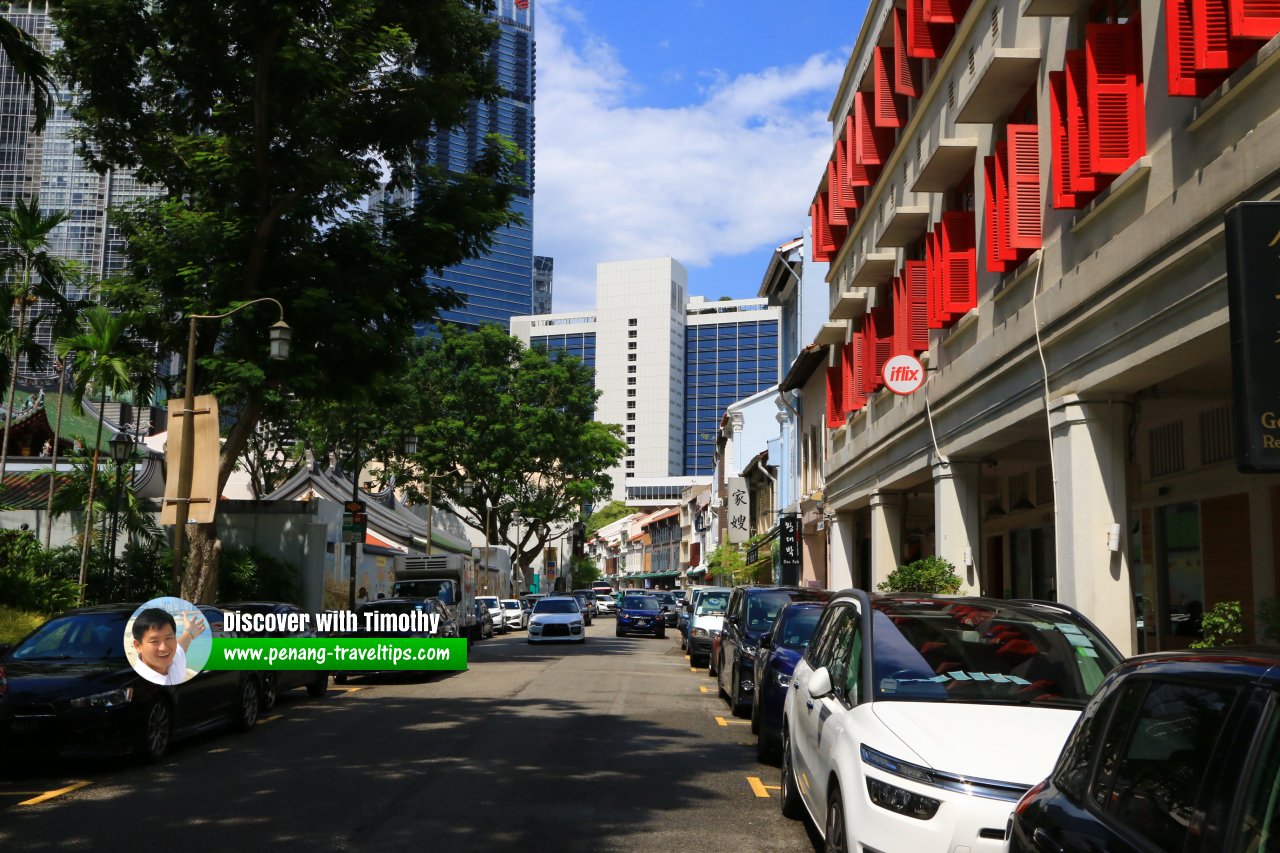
[626,424,635,432]
[625,461,635,469]
[627,389,636,397]
[628,353,637,362]
[629,318,637,326]
[628,365,637,374]
[627,377,636,385]
[628,342,637,350]
[627,413,635,420]
[627,401,636,409]
[629,330,637,338]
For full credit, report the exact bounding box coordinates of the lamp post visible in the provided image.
[170,298,290,595]
[107,432,134,581]
[511,512,524,596]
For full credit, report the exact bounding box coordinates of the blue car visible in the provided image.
[750,601,827,764]
[614,594,666,639]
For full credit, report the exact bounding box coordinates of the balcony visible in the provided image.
[830,286,870,320]
[815,322,846,346]
[912,137,980,193]
[955,48,1042,124]
[849,249,897,288]
[877,205,930,248]
[1021,0,1090,16]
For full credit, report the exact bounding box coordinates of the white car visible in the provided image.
[500,599,527,630]
[527,596,585,644]
[476,596,506,634]
[687,587,730,668]
[594,594,615,615]
[781,592,1122,852]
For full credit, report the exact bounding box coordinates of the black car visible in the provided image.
[332,598,458,684]
[751,601,827,763]
[569,591,595,626]
[651,591,680,627]
[220,601,330,707]
[615,594,666,639]
[0,604,262,762]
[1008,647,1280,853]
[716,585,831,718]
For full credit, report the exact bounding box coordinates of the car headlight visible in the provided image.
[571,621,583,628]
[691,627,706,637]
[70,687,134,709]
[741,642,758,660]
[865,777,941,820]
[774,672,792,688]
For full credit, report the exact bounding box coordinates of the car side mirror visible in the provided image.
[760,632,772,649]
[728,614,740,626]
[807,667,834,699]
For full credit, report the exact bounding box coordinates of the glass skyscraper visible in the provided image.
[684,318,779,476]
[428,0,536,330]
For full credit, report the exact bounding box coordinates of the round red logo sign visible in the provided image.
[882,354,926,395]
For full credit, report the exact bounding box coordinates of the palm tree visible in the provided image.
[56,306,140,600]
[0,17,54,133]
[0,197,72,485]
[43,290,88,548]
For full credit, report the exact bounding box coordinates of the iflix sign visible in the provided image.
[1225,201,1280,472]
[882,354,926,395]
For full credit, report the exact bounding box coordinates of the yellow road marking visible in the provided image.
[714,716,750,727]
[690,667,698,673]
[331,686,364,695]
[747,776,780,798]
[257,714,283,725]
[699,685,710,693]
[19,781,91,806]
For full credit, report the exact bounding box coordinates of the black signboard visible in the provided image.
[779,515,801,585]
[1225,202,1280,472]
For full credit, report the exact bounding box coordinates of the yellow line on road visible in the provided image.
[19,781,91,806]
[699,685,710,693]
[714,716,750,727]
[690,667,698,672]
[331,686,365,695]
[257,714,284,725]
[747,776,780,798]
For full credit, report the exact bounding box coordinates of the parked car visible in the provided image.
[781,593,1123,853]
[687,587,731,668]
[594,593,616,616]
[569,591,595,626]
[615,594,666,639]
[752,601,827,763]
[520,594,546,613]
[717,586,832,718]
[220,601,330,706]
[0,604,262,762]
[1006,647,1280,853]
[476,596,506,634]
[571,589,599,619]
[333,598,458,683]
[651,591,680,627]
[527,597,585,644]
[499,599,527,631]
[473,601,495,639]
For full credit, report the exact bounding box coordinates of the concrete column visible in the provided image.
[1249,482,1275,636]
[869,490,901,589]
[933,458,981,594]
[1050,395,1134,656]
[829,510,855,590]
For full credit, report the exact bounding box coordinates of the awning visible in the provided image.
[686,567,708,577]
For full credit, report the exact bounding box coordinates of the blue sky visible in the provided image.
[532,0,867,312]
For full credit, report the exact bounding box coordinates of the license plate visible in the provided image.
[636,619,649,626]
[11,719,40,733]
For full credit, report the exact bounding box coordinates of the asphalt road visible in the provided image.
[0,619,819,852]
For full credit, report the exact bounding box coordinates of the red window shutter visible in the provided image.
[1229,0,1280,38]
[942,210,977,316]
[844,117,877,186]
[926,229,944,328]
[818,194,838,254]
[984,148,1015,272]
[1048,71,1079,208]
[848,329,867,411]
[810,204,829,262]
[874,47,907,128]
[872,306,894,389]
[925,0,971,24]
[892,275,908,356]
[893,8,922,97]
[907,0,953,59]
[905,260,930,352]
[826,168,850,228]
[1195,0,1261,70]
[1167,0,1210,95]
[1006,124,1042,251]
[1086,22,1146,176]
[834,141,861,212]
[854,92,894,166]
[1065,50,1098,194]
[826,362,846,428]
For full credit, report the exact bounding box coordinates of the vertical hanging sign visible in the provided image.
[1225,201,1280,472]
[779,515,802,582]
[727,477,750,544]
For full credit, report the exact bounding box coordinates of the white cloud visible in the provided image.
[533,1,845,312]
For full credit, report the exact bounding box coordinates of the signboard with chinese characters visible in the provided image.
[727,477,749,544]
[779,515,801,582]
[1226,201,1280,472]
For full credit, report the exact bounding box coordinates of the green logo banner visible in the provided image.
[206,638,467,671]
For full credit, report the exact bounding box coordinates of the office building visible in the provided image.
[426,0,536,330]
[532,255,553,314]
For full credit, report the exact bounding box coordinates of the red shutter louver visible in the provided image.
[810,204,829,262]
[942,210,977,316]
[861,315,878,395]
[1065,50,1099,195]
[892,275,908,356]
[874,47,907,128]
[1196,0,1261,70]
[926,229,944,328]
[893,7,923,97]
[1229,0,1280,38]
[848,329,867,411]
[854,92,894,166]
[826,361,846,428]
[871,306,895,390]
[925,0,971,24]
[907,0,953,59]
[844,116,878,187]
[826,169,850,228]
[834,141,861,212]
[905,260,930,352]
[1086,22,1146,176]
[1048,71,1079,208]
[1167,0,1220,95]
[1006,124,1042,251]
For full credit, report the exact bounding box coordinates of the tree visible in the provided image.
[586,500,633,535]
[0,197,72,485]
[569,555,602,590]
[0,17,54,133]
[54,0,524,600]
[399,325,626,582]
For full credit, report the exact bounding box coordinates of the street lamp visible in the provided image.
[170,298,290,595]
[107,432,134,582]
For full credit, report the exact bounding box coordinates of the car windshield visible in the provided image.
[623,596,660,611]
[502,601,520,610]
[653,593,675,605]
[477,598,499,607]
[696,593,728,616]
[870,600,1121,709]
[746,591,809,632]
[534,599,579,614]
[10,613,129,661]
[775,609,823,649]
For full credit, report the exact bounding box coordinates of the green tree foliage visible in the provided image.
[878,556,963,594]
[586,500,633,535]
[52,0,524,598]
[0,16,54,133]
[0,530,77,613]
[1190,600,1244,649]
[398,325,626,577]
[217,546,300,604]
[707,543,751,588]
[569,555,602,590]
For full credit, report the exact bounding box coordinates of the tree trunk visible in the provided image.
[181,523,220,602]
[45,362,66,548]
[76,390,107,603]
[0,291,28,485]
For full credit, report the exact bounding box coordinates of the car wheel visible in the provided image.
[780,727,805,819]
[732,670,750,718]
[259,673,278,711]
[527,638,535,645]
[334,673,348,685]
[718,666,731,703]
[656,628,666,640]
[751,692,761,734]
[137,698,173,763]
[615,627,624,638]
[709,650,719,677]
[825,784,849,853]
[306,673,330,698]
[234,677,261,732]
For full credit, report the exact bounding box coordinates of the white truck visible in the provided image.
[392,553,480,641]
